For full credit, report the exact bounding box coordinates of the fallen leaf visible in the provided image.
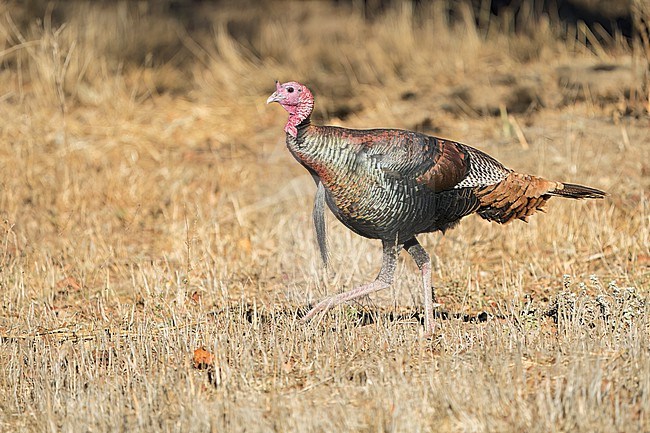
[193,347,214,369]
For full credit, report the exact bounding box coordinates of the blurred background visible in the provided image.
[3,0,648,119]
[0,0,648,304]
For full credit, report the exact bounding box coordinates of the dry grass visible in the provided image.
[0,1,649,432]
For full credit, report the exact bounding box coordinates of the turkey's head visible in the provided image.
[267,81,314,137]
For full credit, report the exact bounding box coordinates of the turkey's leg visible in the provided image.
[302,239,398,323]
[404,237,438,336]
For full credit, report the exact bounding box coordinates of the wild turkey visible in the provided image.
[267,80,606,335]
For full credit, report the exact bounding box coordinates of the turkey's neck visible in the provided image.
[285,114,311,138]
[286,124,350,186]
[285,100,314,137]
[286,122,315,160]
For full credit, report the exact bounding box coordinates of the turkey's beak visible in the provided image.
[267,80,283,104]
[266,92,282,104]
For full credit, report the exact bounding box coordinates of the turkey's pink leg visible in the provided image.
[404,238,438,336]
[302,240,397,323]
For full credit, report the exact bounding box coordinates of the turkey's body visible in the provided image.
[267,80,606,336]
[288,123,505,242]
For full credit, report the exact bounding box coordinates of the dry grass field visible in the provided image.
[1,1,649,431]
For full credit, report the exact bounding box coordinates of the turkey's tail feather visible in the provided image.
[548,182,607,199]
[475,172,606,224]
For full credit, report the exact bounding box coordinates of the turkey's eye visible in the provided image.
[287,87,294,93]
